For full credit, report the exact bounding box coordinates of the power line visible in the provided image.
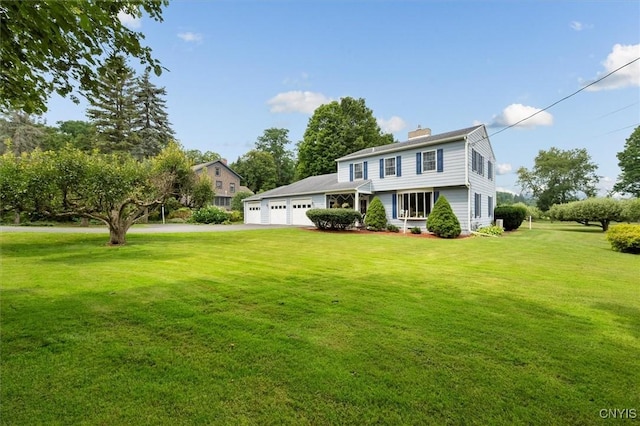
[593,101,639,121]
[488,56,640,138]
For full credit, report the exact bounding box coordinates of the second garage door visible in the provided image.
[291,199,314,226]
[269,200,288,224]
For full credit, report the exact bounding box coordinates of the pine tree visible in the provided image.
[427,196,461,238]
[86,54,138,154]
[364,196,387,231]
[131,70,174,159]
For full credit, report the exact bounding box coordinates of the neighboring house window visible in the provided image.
[487,161,493,180]
[354,162,363,180]
[216,180,223,189]
[230,183,236,193]
[423,150,436,172]
[214,197,230,207]
[398,191,433,218]
[215,167,221,177]
[488,196,493,217]
[384,157,396,177]
[474,193,482,218]
[472,149,484,176]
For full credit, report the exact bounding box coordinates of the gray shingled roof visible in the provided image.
[336,125,483,162]
[244,173,371,201]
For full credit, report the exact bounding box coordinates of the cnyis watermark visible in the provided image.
[599,408,637,419]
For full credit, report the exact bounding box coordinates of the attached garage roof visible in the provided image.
[244,173,372,201]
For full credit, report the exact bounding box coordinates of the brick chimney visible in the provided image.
[221,158,227,165]
[408,125,431,139]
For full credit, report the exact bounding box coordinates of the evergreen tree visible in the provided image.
[86,54,138,154]
[364,196,387,231]
[427,196,461,238]
[131,70,174,159]
[0,111,44,155]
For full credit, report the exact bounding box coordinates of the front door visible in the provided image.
[360,198,368,215]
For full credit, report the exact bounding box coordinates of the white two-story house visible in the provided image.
[243,124,496,234]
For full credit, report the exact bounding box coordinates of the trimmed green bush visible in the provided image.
[386,224,400,233]
[168,207,192,220]
[494,205,527,231]
[306,208,362,231]
[364,197,387,231]
[190,206,230,224]
[606,224,640,254]
[476,225,504,236]
[427,196,461,238]
[410,226,422,234]
[621,198,640,223]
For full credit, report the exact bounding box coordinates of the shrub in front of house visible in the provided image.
[476,225,504,236]
[427,196,461,238]
[190,206,230,224]
[494,205,527,231]
[168,207,192,220]
[606,224,640,254]
[410,226,422,234]
[306,208,362,231]
[364,197,387,231]
[386,224,400,233]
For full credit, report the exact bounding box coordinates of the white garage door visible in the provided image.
[269,200,288,225]
[245,202,261,224]
[292,199,314,226]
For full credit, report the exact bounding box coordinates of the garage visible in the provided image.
[245,201,262,224]
[291,199,314,226]
[268,200,288,225]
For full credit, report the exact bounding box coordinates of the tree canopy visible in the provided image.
[255,128,295,187]
[613,126,640,197]
[0,0,168,114]
[296,97,394,179]
[231,150,278,193]
[0,141,193,245]
[516,147,599,211]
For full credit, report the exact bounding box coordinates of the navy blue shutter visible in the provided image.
[434,191,440,203]
[396,156,402,177]
[379,159,384,178]
[437,149,444,173]
[416,152,422,174]
[349,163,353,182]
[363,161,368,180]
[392,194,397,219]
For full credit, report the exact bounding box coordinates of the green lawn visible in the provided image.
[1,223,638,425]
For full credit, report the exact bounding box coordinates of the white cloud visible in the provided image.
[584,43,640,91]
[377,116,407,133]
[178,32,203,43]
[491,103,554,128]
[118,11,141,29]
[496,187,517,195]
[267,91,331,114]
[496,163,513,175]
[570,21,592,31]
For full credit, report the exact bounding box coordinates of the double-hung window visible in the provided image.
[354,162,363,180]
[474,193,482,218]
[423,150,436,172]
[384,157,396,177]
[472,149,484,176]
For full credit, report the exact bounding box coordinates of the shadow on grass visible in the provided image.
[591,302,640,339]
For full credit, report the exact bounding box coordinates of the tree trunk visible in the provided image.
[108,225,127,245]
[13,211,20,225]
[601,220,609,232]
[81,217,89,227]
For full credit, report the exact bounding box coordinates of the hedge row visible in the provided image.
[306,208,362,231]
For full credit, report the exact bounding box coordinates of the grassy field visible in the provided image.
[1,222,638,425]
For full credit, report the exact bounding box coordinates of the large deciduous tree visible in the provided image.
[296,97,394,179]
[185,149,221,166]
[517,147,599,211]
[0,142,193,245]
[613,126,640,197]
[255,128,295,187]
[231,150,277,193]
[0,0,168,114]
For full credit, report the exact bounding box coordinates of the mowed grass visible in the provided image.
[1,223,638,425]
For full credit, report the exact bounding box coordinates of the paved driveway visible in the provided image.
[0,224,293,234]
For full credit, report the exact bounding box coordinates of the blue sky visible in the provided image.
[46,0,640,195]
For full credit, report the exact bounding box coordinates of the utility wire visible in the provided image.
[488,56,640,138]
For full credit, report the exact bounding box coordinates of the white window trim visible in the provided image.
[422,150,437,173]
[397,190,433,219]
[353,162,364,180]
[384,157,396,177]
